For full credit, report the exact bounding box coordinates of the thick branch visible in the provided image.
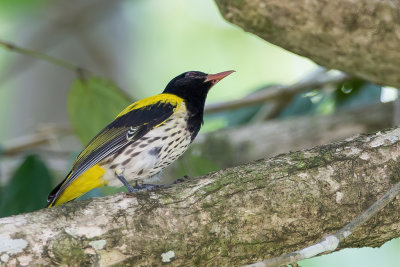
[1,127,400,266]
[215,0,400,88]
[249,174,400,266]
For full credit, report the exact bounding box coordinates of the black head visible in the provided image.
[163,70,234,111]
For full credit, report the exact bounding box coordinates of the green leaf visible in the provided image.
[278,94,315,118]
[335,80,381,110]
[0,0,46,17]
[0,155,53,217]
[174,150,221,178]
[216,105,262,127]
[67,76,132,145]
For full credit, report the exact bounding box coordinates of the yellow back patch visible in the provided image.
[117,93,183,118]
[53,164,107,206]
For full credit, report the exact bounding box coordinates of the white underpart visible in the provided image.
[102,102,192,186]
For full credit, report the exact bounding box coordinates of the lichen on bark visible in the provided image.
[214,0,400,88]
[1,127,400,266]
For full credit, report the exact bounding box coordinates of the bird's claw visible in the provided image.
[173,175,191,184]
[133,183,168,191]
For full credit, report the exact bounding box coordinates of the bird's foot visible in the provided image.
[173,175,191,184]
[116,174,138,193]
[118,174,190,194]
[134,183,168,191]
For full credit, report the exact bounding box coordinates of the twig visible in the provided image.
[0,0,121,85]
[0,125,73,157]
[245,180,400,267]
[264,98,293,120]
[261,67,332,121]
[0,40,89,77]
[205,71,352,114]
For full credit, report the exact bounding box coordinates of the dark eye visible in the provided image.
[185,72,197,78]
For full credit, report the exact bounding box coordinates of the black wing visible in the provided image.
[47,101,178,204]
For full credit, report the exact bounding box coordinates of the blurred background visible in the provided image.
[0,0,399,266]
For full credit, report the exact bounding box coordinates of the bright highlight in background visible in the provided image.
[381,87,398,103]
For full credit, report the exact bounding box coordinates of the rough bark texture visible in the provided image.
[214,0,400,88]
[1,127,400,266]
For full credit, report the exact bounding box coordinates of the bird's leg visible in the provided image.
[116,175,164,192]
[115,171,137,193]
[136,172,168,190]
[115,171,186,193]
[134,180,142,189]
[131,179,162,190]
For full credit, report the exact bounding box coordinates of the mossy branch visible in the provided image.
[1,127,400,266]
[215,0,400,88]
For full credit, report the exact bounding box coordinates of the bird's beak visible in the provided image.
[204,70,235,85]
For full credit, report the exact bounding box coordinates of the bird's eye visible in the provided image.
[185,72,196,78]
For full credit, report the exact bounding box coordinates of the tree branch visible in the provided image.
[214,0,400,88]
[205,71,351,114]
[0,125,72,157]
[0,40,89,77]
[1,127,400,266]
[248,177,400,267]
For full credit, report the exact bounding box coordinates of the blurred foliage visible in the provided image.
[279,94,317,118]
[173,152,221,179]
[0,0,46,17]
[0,155,53,217]
[335,80,382,109]
[207,79,382,128]
[127,0,315,102]
[208,106,261,127]
[67,76,132,145]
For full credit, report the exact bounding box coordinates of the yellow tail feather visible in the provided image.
[51,165,107,207]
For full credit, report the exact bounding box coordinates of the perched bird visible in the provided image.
[46,70,234,207]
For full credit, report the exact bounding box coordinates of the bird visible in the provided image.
[46,70,234,207]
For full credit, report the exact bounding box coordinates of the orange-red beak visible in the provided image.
[204,70,235,85]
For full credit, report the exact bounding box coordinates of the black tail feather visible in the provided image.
[46,171,71,208]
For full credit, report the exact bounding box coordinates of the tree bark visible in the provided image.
[214,0,400,88]
[1,127,400,266]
